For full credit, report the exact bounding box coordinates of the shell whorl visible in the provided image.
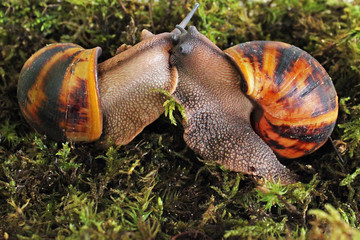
[17,43,103,142]
[225,41,338,158]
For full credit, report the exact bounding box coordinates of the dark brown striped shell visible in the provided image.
[17,43,103,142]
[225,41,338,158]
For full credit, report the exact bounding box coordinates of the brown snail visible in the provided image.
[170,26,338,183]
[18,4,199,146]
[17,4,338,184]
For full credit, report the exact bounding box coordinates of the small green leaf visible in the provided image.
[151,89,188,126]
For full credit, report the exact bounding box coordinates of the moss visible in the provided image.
[308,204,360,239]
[153,89,188,126]
[1,0,360,239]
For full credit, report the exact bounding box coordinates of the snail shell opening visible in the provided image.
[17,43,103,142]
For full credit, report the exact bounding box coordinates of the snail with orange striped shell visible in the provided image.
[17,4,338,184]
[18,4,200,146]
[170,26,338,183]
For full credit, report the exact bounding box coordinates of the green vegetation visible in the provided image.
[1,0,359,239]
[153,89,188,126]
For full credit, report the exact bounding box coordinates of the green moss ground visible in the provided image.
[1,0,360,239]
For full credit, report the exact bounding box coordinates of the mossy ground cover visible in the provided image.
[1,0,360,239]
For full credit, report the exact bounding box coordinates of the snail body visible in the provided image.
[170,27,294,183]
[97,31,178,145]
[18,4,338,183]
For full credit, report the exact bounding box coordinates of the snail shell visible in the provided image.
[225,41,338,158]
[17,43,103,142]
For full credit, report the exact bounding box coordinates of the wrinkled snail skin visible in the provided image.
[97,32,178,146]
[225,41,338,158]
[95,5,202,145]
[170,26,296,184]
[17,43,103,142]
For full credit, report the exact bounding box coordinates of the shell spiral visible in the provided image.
[225,41,338,158]
[17,43,103,142]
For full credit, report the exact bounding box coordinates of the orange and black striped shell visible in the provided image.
[17,43,103,142]
[225,41,338,158]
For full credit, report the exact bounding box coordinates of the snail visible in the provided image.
[18,4,199,146]
[170,26,338,183]
[17,4,338,184]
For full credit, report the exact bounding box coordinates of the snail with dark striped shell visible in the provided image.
[17,4,338,184]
